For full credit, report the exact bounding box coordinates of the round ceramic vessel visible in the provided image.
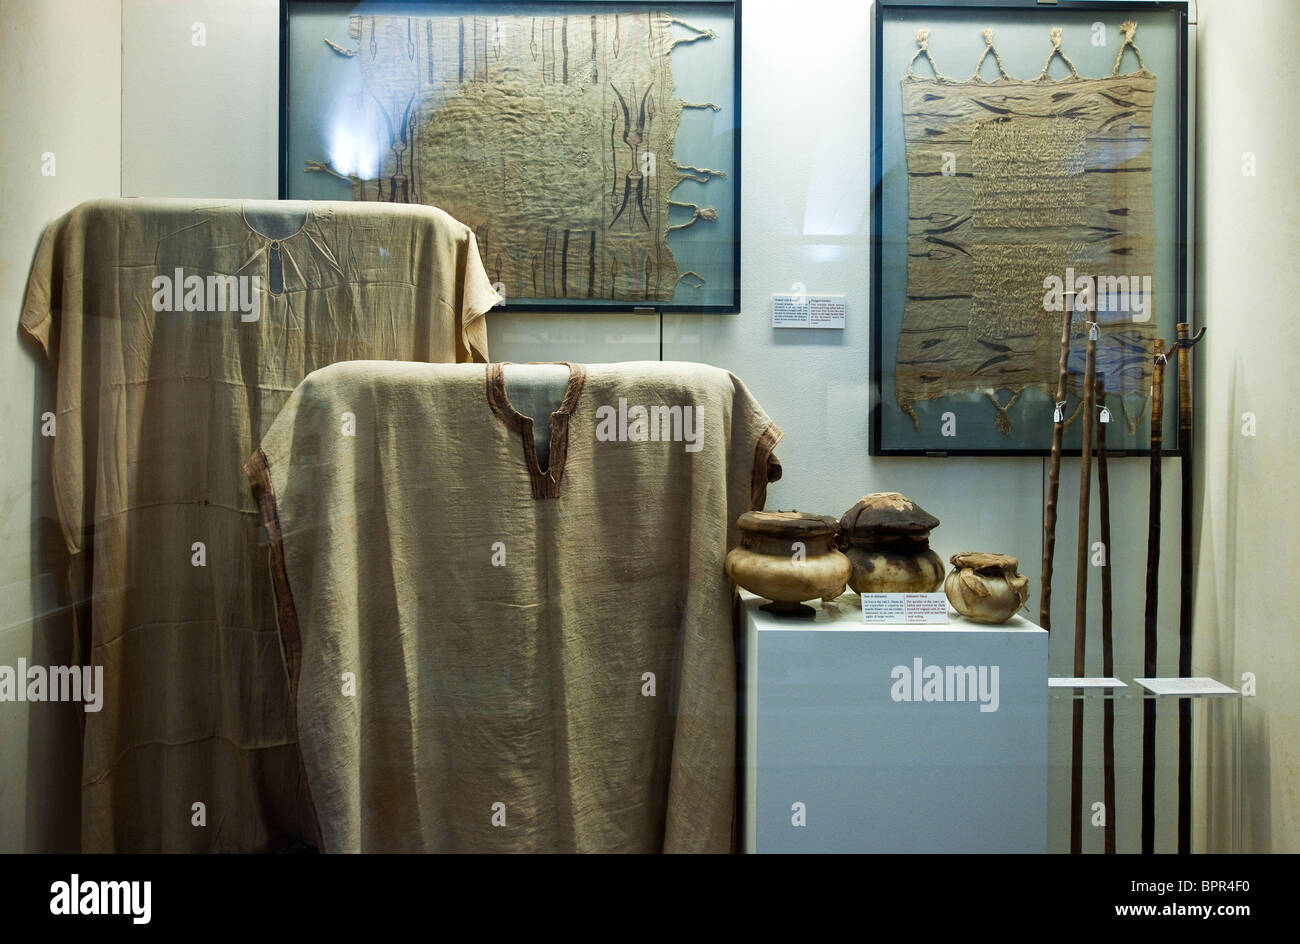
[725,511,851,616]
[943,551,1031,624]
[845,545,945,594]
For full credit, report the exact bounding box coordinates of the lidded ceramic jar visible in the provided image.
[944,552,1031,624]
[839,492,944,594]
[725,511,851,617]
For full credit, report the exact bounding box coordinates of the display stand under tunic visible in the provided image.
[20,197,499,852]
[246,361,782,852]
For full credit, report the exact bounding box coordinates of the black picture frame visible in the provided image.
[279,0,742,314]
[869,0,1191,456]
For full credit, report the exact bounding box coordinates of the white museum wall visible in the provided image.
[121,0,280,199]
[1193,0,1300,853]
[0,0,1264,853]
[0,0,122,852]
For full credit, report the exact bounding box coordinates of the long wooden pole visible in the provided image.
[1142,339,1165,854]
[1070,321,1098,855]
[1176,322,1195,854]
[1096,378,1116,854]
[1041,305,1074,631]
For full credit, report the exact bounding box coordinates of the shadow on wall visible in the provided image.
[1196,353,1239,853]
[1240,705,1271,853]
[1211,353,1268,854]
[22,327,82,853]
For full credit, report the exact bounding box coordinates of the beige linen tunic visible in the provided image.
[246,361,782,852]
[20,198,499,852]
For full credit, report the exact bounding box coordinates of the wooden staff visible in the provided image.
[1141,339,1165,855]
[1096,378,1115,854]
[1040,303,1074,631]
[1070,319,1098,855]
[1175,322,1201,854]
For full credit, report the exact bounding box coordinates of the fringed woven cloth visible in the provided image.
[310,11,727,302]
[896,24,1158,435]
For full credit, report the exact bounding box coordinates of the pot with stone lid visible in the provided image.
[839,492,944,594]
[725,511,851,617]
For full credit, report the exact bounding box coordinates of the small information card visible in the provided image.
[772,294,847,329]
[1047,677,1127,689]
[1133,677,1239,697]
[861,592,949,625]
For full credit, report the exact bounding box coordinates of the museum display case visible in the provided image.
[0,0,1294,887]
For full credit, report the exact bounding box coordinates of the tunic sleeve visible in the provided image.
[20,210,94,557]
[456,227,501,363]
[727,370,783,512]
[20,220,59,359]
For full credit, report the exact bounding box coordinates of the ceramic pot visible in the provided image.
[725,511,851,617]
[844,545,945,594]
[839,492,943,594]
[944,552,1031,624]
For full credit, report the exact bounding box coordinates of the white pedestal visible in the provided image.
[741,592,1048,853]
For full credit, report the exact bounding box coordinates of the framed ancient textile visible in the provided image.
[281,1,740,313]
[869,1,1191,456]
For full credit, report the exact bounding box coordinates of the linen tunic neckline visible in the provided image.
[485,361,587,500]
[240,200,312,241]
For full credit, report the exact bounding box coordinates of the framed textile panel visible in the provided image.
[282,0,740,313]
[870,0,1191,455]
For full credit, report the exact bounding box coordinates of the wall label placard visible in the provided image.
[861,592,949,624]
[772,294,847,329]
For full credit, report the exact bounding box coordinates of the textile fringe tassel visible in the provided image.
[969,28,1010,81]
[324,37,358,57]
[1038,27,1080,80]
[1060,399,1086,432]
[669,17,718,50]
[674,163,728,183]
[1121,393,1151,437]
[906,28,947,80]
[303,159,359,184]
[986,390,1022,436]
[667,200,719,232]
[1112,21,1151,76]
[663,3,723,218]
